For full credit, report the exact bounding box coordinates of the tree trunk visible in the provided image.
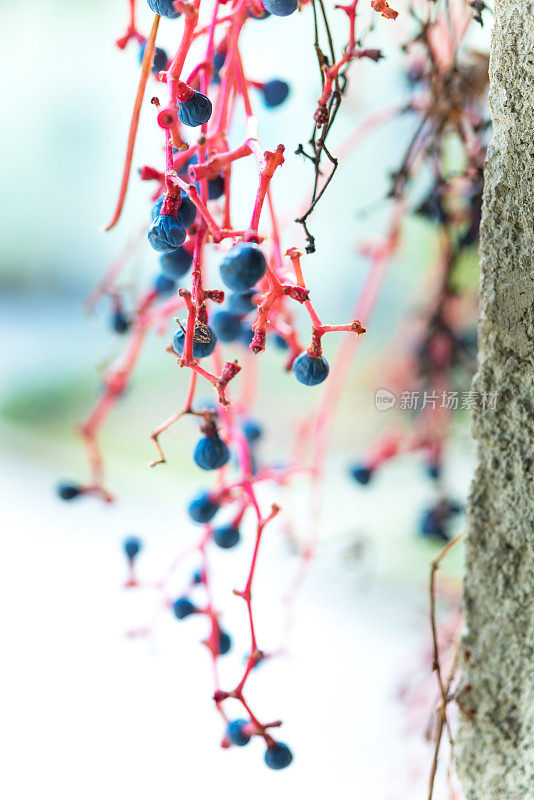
[457,1,534,798]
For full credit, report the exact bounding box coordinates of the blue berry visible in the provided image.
[227,290,256,315]
[123,536,142,559]
[139,42,168,73]
[419,510,449,542]
[208,175,225,200]
[193,434,230,470]
[173,323,217,359]
[213,524,240,549]
[191,568,204,584]
[112,310,130,334]
[160,246,194,278]
[211,310,242,343]
[349,464,373,485]
[227,719,251,746]
[178,91,213,127]
[152,192,196,229]
[242,419,262,443]
[264,742,293,770]
[147,0,181,18]
[292,353,329,386]
[263,79,290,108]
[148,214,186,253]
[426,461,441,480]
[173,596,197,619]
[273,332,289,349]
[187,490,220,523]
[262,0,298,16]
[57,482,82,501]
[217,629,232,655]
[220,243,267,292]
[213,50,226,71]
[154,273,176,294]
[240,324,254,348]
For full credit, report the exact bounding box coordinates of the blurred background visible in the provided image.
[1,2,489,798]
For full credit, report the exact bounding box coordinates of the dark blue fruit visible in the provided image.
[139,42,168,73]
[57,482,82,501]
[123,536,142,559]
[147,0,181,19]
[219,243,267,292]
[193,434,230,470]
[262,0,298,16]
[217,629,232,655]
[173,596,197,619]
[112,310,130,334]
[178,91,212,127]
[292,353,329,386]
[213,524,240,549]
[227,290,256,315]
[242,419,262,443]
[173,323,217,359]
[208,175,225,200]
[148,214,186,253]
[160,246,194,278]
[187,490,220,523]
[349,464,373,485]
[154,273,176,294]
[227,719,251,746]
[263,79,289,108]
[264,742,293,769]
[211,310,242,343]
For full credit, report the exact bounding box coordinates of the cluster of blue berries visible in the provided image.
[226,719,293,769]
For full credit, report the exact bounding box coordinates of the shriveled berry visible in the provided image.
[220,243,267,292]
[173,596,197,619]
[154,273,176,294]
[262,0,298,16]
[263,79,290,108]
[152,193,196,229]
[349,464,373,485]
[123,536,142,559]
[147,0,181,18]
[178,91,212,127]
[264,742,293,769]
[148,214,186,253]
[292,353,329,386]
[217,629,232,655]
[188,490,220,523]
[193,434,230,470]
[242,419,262,443]
[57,482,82,501]
[227,290,257,315]
[213,524,240,549]
[211,310,242,343]
[227,719,251,746]
[173,323,217,359]
[139,42,168,73]
[112,310,130,334]
[160,246,194,278]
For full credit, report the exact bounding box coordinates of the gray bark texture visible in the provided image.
[457,1,534,799]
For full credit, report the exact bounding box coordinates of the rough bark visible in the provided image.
[457,1,534,798]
